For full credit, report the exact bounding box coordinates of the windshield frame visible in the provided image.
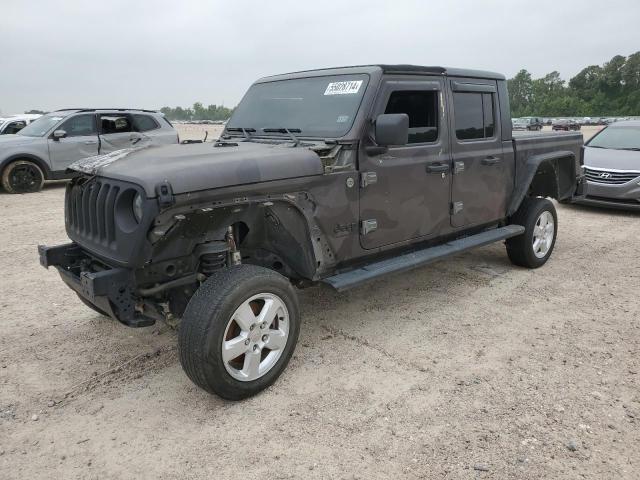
[586,125,640,150]
[225,73,371,140]
[17,113,68,137]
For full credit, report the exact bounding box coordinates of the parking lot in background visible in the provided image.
[1,126,639,479]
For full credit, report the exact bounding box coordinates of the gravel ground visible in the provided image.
[1,127,639,479]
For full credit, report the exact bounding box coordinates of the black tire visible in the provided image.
[1,160,45,193]
[506,197,558,268]
[178,265,300,400]
[76,293,109,317]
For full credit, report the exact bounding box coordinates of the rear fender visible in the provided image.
[508,152,577,216]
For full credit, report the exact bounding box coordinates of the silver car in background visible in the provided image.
[0,109,178,193]
[579,120,640,210]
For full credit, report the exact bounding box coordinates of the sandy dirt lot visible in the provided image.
[175,124,225,142]
[2,126,639,479]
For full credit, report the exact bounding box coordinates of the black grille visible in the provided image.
[66,179,119,247]
[585,167,640,185]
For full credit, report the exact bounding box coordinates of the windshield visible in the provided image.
[227,74,369,138]
[587,126,640,150]
[17,113,65,137]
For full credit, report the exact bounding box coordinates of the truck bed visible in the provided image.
[508,131,584,215]
[512,130,583,142]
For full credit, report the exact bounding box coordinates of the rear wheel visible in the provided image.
[1,160,45,193]
[506,197,558,268]
[178,265,300,400]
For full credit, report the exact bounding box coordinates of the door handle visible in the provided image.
[426,163,450,174]
[84,141,97,145]
[130,137,141,145]
[481,156,501,166]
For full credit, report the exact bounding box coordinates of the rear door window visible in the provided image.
[453,92,495,140]
[483,93,495,137]
[100,115,133,134]
[132,114,159,132]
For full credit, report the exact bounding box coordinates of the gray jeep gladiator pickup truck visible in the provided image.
[39,65,585,400]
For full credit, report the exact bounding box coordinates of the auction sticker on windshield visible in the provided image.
[324,80,363,96]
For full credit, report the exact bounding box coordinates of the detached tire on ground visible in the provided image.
[179,264,300,400]
[1,160,45,194]
[506,197,558,268]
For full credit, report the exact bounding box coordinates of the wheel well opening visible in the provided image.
[528,160,559,199]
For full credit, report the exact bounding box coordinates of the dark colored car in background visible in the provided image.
[552,119,581,131]
[578,120,640,210]
[513,116,544,131]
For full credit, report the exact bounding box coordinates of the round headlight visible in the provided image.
[132,192,143,223]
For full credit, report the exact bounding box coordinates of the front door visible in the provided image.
[359,77,451,249]
[47,113,99,171]
[448,79,512,228]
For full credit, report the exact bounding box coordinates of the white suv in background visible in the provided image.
[0,114,42,135]
[0,109,179,193]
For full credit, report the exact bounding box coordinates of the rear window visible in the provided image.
[132,114,159,132]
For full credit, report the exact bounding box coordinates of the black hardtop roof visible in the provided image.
[258,64,505,82]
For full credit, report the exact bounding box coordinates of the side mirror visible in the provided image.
[52,129,67,140]
[375,113,409,147]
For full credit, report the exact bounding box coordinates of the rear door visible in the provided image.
[448,79,512,228]
[98,113,146,153]
[47,113,99,171]
[359,76,451,249]
[131,114,176,145]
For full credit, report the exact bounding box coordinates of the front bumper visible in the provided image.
[574,178,640,211]
[39,243,154,327]
[574,196,640,211]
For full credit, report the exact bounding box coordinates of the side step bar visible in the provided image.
[322,225,525,292]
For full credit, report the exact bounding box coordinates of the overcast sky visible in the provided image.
[1,0,639,114]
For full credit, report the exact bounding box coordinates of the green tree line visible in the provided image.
[159,102,234,121]
[508,51,640,117]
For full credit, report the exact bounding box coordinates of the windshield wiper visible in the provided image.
[225,127,256,141]
[263,127,302,146]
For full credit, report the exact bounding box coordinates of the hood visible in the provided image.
[0,134,40,147]
[69,141,325,197]
[584,146,640,171]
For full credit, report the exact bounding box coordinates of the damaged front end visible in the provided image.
[39,227,241,328]
[40,139,338,327]
[37,173,236,327]
[39,173,325,328]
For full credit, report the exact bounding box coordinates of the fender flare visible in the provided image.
[0,153,53,180]
[507,151,577,216]
[150,193,333,281]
